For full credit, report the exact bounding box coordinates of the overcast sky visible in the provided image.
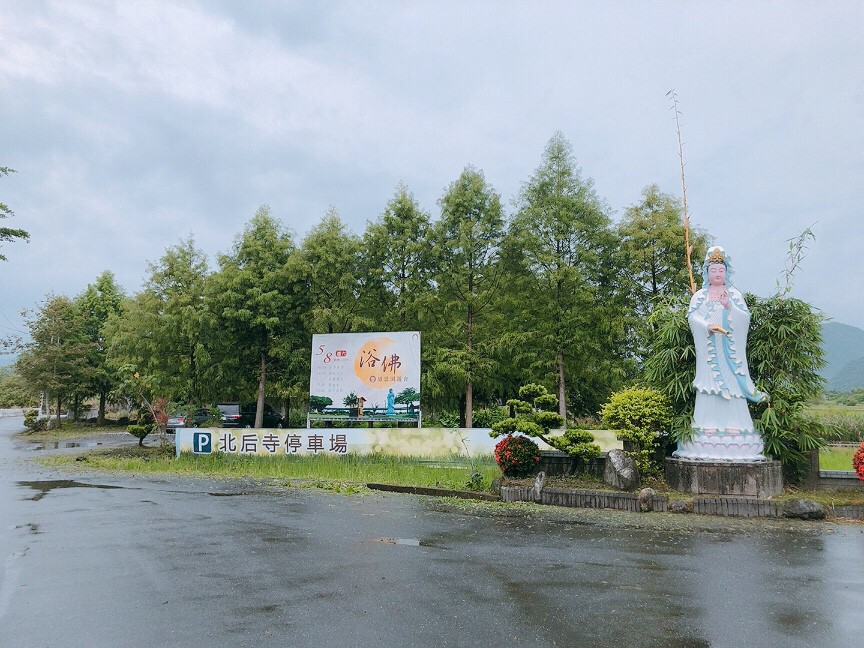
[1,0,862,346]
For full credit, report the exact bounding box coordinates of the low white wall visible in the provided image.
[175,427,621,458]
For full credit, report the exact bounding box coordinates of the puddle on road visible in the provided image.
[28,441,103,451]
[17,479,125,501]
[373,537,424,546]
[16,523,40,534]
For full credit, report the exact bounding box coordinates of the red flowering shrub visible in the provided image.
[853,442,864,481]
[494,434,541,478]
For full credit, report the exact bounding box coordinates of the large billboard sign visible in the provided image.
[309,331,420,420]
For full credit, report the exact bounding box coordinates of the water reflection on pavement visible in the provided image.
[1,416,862,648]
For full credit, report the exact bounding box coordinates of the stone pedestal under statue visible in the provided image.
[665,457,783,498]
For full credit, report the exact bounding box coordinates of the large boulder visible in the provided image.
[668,499,693,514]
[604,449,640,490]
[533,471,546,502]
[638,488,657,512]
[782,499,827,520]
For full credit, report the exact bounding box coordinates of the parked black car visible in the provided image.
[242,402,285,428]
[217,403,242,427]
[218,402,284,428]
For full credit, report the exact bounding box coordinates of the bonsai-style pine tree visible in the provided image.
[489,383,600,460]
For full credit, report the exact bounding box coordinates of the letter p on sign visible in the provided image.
[193,431,212,454]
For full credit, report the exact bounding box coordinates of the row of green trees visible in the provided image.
[11,133,711,426]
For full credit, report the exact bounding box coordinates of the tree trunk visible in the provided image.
[189,346,198,405]
[255,351,266,428]
[465,308,474,429]
[98,390,106,426]
[56,394,62,429]
[557,349,567,421]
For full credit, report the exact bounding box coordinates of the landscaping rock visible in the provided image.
[668,499,692,514]
[603,449,640,490]
[638,488,656,512]
[533,471,546,502]
[490,477,502,496]
[782,498,827,520]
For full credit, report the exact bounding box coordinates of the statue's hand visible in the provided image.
[719,291,730,308]
[709,324,728,335]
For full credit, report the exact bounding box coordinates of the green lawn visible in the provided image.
[819,446,857,471]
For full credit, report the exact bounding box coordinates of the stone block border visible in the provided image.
[501,486,668,512]
[831,505,864,520]
[692,497,782,517]
[500,485,864,520]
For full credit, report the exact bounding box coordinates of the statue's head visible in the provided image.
[701,246,733,288]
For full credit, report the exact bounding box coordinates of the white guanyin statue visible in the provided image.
[673,246,769,462]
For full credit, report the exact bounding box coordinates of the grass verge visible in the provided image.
[41,447,500,492]
[16,424,129,442]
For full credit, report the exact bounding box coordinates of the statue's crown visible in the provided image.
[707,248,725,264]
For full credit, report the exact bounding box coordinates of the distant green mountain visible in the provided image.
[822,322,864,391]
[830,356,864,392]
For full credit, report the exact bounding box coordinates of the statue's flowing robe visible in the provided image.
[674,287,767,461]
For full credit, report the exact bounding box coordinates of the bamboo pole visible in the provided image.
[667,90,697,295]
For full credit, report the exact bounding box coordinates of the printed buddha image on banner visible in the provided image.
[309,331,420,415]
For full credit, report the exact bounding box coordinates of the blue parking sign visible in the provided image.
[193,431,212,454]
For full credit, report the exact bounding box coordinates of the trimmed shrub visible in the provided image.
[127,424,153,447]
[494,434,541,478]
[600,387,672,475]
[548,428,602,460]
[23,409,48,433]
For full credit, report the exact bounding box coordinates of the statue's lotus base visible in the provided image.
[665,458,783,498]
[673,431,765,462]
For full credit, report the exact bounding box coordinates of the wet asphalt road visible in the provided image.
[1,416,863,648]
